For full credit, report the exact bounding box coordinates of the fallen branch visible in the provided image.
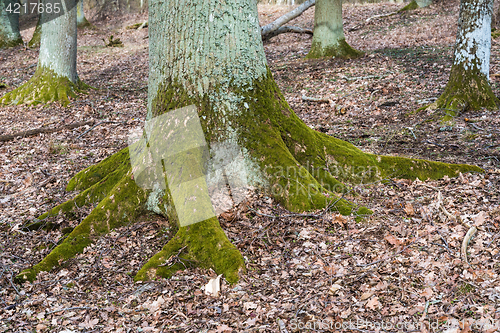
[262,26,313,41]
[261,0,315,40]
[75,120,126,140]
[366,10,399,23]
[302,95,330,103]
[461,226,477,264]
[0,121,94,142]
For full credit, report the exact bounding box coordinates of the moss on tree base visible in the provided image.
[306,39,363,59]
[0,67,88,106]
[421,65,499,122]
[399,0,419,12]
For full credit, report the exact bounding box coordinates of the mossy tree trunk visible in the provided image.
[306,0,362,59]
[0,0,23,48]
[1,0,86,106]
[429,0,499,120]
[77,0,90,28]
[17,0,482,284]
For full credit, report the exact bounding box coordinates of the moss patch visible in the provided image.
[0,67,87,106]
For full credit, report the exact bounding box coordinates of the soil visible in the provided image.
[1,2,500,332]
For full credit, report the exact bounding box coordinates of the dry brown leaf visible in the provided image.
[365,297,381,310]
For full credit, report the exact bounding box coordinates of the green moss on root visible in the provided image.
[306,39,364,59]
[33,152,131,223]
[16,171,148,282]
[67,147,130,192]
[0,67,87,106]
[135,217,245,284]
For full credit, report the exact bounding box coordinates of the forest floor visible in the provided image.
[1,1,500,332]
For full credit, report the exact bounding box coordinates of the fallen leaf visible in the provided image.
[204,274,222,297]
[366,297,381,310]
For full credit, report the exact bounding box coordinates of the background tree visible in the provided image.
[306,0,362,59]
[17,0,481,283]
[426,0,498,120]
[28,15,41,48]
[1,0,86,105]
[77,0,90,28]
[0,0,23,48]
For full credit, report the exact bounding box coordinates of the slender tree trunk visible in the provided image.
[431,0,498,119]
[1,0,86,106]
[28,15,41,48]
[77,0,90,28]
[16,0,482,284]
[0,0,23,48]
[306,0,362,59]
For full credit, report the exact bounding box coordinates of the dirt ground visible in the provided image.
[1,1,500,332]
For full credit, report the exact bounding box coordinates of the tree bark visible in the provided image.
[430,0,498,119]
[306,0,362,59]
[0,0,23,48]
[16,0,482,284]
[1,0,87,106]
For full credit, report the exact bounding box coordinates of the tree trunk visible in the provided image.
[28,15,41,48]
[430,0,499,119]
[77,0,91,28]
[1,0,86,106]
[306,0,362,59]
[16,0,482,284]
[0,0,23,48]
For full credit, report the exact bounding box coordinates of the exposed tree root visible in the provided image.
[0,67,88,106]
[136,217,245,284]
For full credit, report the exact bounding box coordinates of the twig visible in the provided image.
[425,140,444,148]
[343,74,385,81]
[75,120,126,139]
[45,306,97,315]
[0,121,94,142]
